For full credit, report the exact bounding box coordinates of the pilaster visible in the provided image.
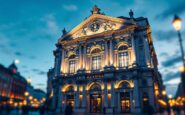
[109,39,114,65]
[133,79,141,113]
[111,81,115,108]
[57,85,62,112]
[104,81,108,107]
[75,85,80,109]
[83,45,86,69]
[104,40,108,66]
[82,84,86,107]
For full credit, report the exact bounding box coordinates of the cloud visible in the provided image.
[153,30,177,42]
[63,4,78,11]
[40,14,60,38]
[32,68,46,75]
[37,71,47,75]
[29,56,36,59]
[0,33,14,55]
[164,77,181,85]
[163,72,180,82]
[22,65,27,68]
[15,51,22,56]
[159,52,169,57]
[32,68,40,72]
[162,55,181,67]
[155,0,185,20]
[36,83,45,86]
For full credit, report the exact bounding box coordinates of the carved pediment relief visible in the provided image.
[59,14,134,41]
[74,19,118,38]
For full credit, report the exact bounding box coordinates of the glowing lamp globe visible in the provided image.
[172,15,182,31]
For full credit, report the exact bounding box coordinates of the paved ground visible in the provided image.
[0,110,184,115]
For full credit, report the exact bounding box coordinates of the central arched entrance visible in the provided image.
[65,86,75,108]
[118,81,131,113]
[89,83,102,113]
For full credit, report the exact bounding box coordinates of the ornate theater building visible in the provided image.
[50,6,164,113]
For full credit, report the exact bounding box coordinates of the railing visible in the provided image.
[60,64,154,77]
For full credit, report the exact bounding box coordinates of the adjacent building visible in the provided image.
[0,62,27,106]
[50,6,164,113]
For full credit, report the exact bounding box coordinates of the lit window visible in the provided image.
[91,48,101,70]
[92,56,101,70]
[118,52,128,68]
[69,60,75,73]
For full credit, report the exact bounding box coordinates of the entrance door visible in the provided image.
[90,94,102,113]
[66,94,74,108]
[120,92,130,113]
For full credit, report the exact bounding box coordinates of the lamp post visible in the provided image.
[172,15,185,70]
[162,90,166,96]
[172,15,185,96]
[24,91,29,106]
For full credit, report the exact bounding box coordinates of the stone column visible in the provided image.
[130,90,133,112]
[51,90,56,110]
[133,79,141,113]
[82,84,86,107]
[104,82,108,107]
[89,57,92,70]
[61,93,66,112]
[109,39,114,66]
[51,87,58,110]
[115,52,118,68]
[61,49,64,73]
[117,92,120,112]
[104,40,108,66]
[131,34,136,66]
[148,78,155,110]
[57,85,62,112]
[54,47,62,77]
[111,81,115,108]
[83,45,86,69]
[75,84,80,110]
[79,45,82,70]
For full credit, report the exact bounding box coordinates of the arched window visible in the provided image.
[118,82,130,89]
[118,45,129,68]
[90,83,101,91]
[66,86,74,92]
[69,54,76,73]
[91,48,101,70]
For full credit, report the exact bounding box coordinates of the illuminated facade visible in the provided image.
[0,62,27,106]
[50,6,164,113]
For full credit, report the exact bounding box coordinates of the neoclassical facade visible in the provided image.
[50,6,164,113]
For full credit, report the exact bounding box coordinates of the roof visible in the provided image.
[0,63,27,83]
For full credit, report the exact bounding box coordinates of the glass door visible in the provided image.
[90,94,102,113]
[66,94,74,108]
[120,92,130,113]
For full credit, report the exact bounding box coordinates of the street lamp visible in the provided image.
[29,96,33,100]
[162,90,166,96]
[24,92,29,97]
[172,15,185,71]
[168,94,172,99]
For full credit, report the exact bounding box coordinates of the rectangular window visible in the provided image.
[69,60,75,73]
[92,56,101,70]
[119,52,128,68]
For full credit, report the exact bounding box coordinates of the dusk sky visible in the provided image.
[0,0,185,95]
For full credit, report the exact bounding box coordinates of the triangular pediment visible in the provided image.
[59,14,134,41]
